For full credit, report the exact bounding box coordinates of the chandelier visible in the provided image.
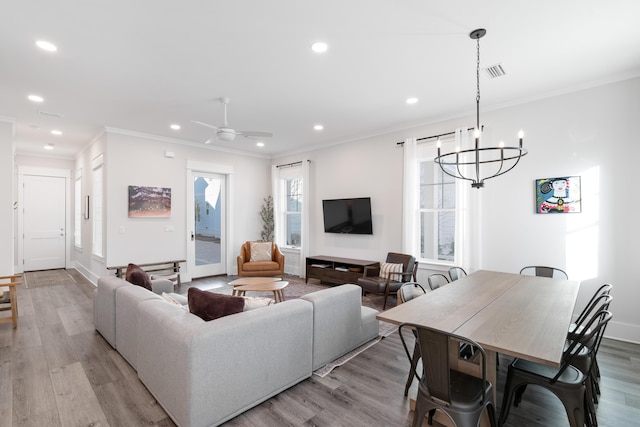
[434,28,527,188]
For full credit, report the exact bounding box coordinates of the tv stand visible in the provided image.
[306,255,380,285]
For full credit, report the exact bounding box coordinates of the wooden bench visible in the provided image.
[107,260,186,287]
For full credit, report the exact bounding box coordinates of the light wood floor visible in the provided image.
[1,270,638,426]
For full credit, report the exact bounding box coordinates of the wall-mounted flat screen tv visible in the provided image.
[322,197,373,235]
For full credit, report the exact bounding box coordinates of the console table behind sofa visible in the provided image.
[107,260,185,287]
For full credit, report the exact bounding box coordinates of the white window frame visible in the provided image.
[282,176,302,248]
[418,159,458,264]
[275,165,303,249]
[404,131,472,271]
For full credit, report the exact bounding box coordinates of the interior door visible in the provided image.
[188,172,226,278]
[23,175,66,271]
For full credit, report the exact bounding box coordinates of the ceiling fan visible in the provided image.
[192,97,273,143]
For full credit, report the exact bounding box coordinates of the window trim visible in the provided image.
[281,175,302,248]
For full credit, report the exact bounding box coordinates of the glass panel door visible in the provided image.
[190,172,226,277]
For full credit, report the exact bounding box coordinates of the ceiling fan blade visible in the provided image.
[235,130,273,138]
[191,120,219,130]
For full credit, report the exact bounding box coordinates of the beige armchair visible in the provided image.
[237,241,285,277]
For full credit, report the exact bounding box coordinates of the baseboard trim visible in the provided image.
[605,320,640,344]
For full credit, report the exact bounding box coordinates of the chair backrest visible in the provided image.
[398,282,426,304]
[574,293,613,333]
[399,323,489,406]
[575,283,613,324]
[385,253,417,282]
[555,309,613,383]
[519,265,568,280]
[448,267,467,281]
[427,273,450,291]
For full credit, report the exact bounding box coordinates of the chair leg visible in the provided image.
[585,377,598,427]
[498,371,525,426]
[404,343,420,396]
[513,384,527,407]
[427,409,435,425]
[412,393,430,427]
[10,286,18,328]
[383,284,390,310]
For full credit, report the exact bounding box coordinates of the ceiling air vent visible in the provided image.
[39,110,64,118]
[483,63,506,79]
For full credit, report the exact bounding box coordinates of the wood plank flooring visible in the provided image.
[0,270,638,426]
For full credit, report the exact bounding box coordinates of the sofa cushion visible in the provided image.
[379,262,403,280]
[161,292,188,310]
[188,288,245,321]
[125,263,152,291]
[250,241,272,262]
[243,296,275,311]
[242,261,280,272]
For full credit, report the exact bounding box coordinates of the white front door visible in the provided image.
[22,175,67,271]
[187,172,226,278]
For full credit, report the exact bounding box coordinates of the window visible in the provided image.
[92,155,104,257]
[74,169,82,247]
[284,177,302,247]
[419,161,456,262]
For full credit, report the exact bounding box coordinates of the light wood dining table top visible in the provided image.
[377,269,580,368]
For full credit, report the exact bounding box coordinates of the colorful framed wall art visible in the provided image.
[535,176,581,214]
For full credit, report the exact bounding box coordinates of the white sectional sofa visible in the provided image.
[93,276,379,427]
[301,284,380,370]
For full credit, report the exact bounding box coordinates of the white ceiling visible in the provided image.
[2,0,640,159]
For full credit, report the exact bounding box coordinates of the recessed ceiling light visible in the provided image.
[170,124,181,130]
[51,129,62,135]
[256,142,265,147]
[28,94,44,103]
[44,143,54,150]
[314,124,324,131]
[406,97,419,105]
[36,40,57,52]
[311,42,328,53]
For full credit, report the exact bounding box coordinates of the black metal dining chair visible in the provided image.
[448,266,467,281]
[500,309,613,427]
[399,323,498,427]
[519,265,568,279]
[397,282,427,396]
[427,273,450,291]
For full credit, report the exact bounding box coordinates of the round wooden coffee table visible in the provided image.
[232,281,289,303]
[228,277,281,287]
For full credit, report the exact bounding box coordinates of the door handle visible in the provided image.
[191,231,195,241]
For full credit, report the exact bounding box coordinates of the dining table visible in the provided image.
[376,269,580,422]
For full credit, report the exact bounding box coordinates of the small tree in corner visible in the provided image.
[259,195,274,241]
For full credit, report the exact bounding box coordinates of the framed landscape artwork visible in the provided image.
[128,186,172,218]
[535,176,581,214]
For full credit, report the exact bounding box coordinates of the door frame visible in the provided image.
[185,161,234,282]
[17,166,71,273]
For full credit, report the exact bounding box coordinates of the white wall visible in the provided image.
[73,129,272,282]
[275,76,640,343]
[478,78,640,343]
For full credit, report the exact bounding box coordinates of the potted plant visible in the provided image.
[259,195,274,241]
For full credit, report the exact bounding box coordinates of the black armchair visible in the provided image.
[357,252,417,309]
